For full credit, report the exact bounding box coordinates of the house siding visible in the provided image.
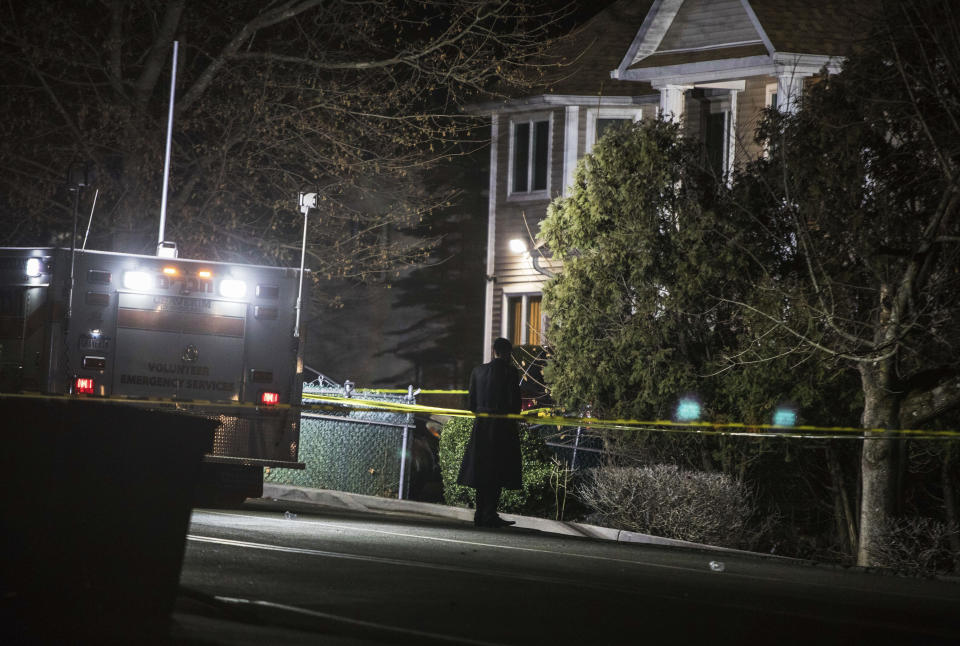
[490,107,565,346]
[735,76,774,163]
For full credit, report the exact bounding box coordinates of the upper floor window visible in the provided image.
[509,116,551,197]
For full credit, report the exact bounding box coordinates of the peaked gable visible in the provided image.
[619,0,765,76]
[614,0,867,83]
[655,0,764,57]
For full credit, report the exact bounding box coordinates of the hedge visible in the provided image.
[438,416,555,516]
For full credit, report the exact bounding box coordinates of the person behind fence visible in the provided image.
[457,337,522,528]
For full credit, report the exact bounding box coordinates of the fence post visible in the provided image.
[572,426,582,471]
[398,385,414,499]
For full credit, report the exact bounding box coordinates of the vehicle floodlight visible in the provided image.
[157,241,178,258]
[299,192,318,210]
[123,271,152,291]
[219,279,247,299]
[25,257,42,277]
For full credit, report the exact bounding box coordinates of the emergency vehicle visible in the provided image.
[0,246,307,500]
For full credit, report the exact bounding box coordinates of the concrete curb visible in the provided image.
[260,483,794,561]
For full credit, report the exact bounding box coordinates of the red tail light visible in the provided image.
[75,378,95,394]
[260,391,280,405]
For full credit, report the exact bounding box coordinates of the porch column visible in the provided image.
[776,71,805,114]
[727,87,740,175]
[658,84,691,122]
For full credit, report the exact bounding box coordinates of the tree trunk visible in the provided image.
[857,362,901,566]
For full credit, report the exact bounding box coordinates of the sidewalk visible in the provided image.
[260,483,790,560]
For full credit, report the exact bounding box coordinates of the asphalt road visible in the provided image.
[174,499,960,646]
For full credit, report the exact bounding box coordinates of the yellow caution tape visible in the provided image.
[6,391,955,440]
[301,393,960,440]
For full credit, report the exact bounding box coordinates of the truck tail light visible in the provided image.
[260,391,280,405]
[75,378,95,394]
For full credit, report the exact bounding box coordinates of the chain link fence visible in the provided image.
[264,379,415,498]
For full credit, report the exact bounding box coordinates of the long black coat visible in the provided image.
[456,357,522,490]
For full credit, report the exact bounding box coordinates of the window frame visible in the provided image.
[507,112,553,201]
[501,288,544,346]
[765,82,778,110]
[584,107,643,154]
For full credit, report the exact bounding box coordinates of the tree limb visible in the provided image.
[133,0,185,109]
[178,0,324,113]
[899,372,960,428]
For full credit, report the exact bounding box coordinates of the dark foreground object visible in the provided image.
[0,397,216,643]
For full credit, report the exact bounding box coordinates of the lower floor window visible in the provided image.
[507,294,542,346]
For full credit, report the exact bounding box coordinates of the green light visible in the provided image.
[773,408,797,427]
[676,398,701,422]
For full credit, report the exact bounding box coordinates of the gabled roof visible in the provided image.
[614,0,872,84]
[748,0,874,55]
[471,0,873,113]
[539,0,656,97]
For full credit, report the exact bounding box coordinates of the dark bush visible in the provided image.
[438,416,555,516]
[577,464,757,548]
[871,517,959,576]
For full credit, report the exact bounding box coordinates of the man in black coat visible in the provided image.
[457,337,522,528]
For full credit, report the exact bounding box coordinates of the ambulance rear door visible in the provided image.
[112,291,247,402]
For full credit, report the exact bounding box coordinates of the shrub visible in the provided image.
[438,416,555,516]
[577,464,755,548]
[871,517,959,576]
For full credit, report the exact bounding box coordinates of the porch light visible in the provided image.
[509,239,527,254]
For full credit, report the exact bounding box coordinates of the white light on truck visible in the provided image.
[25,257,42,277]
[123,271,152,291]
[219,279,247,298]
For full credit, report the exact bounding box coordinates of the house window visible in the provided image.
[506,293,543,346]
[510,117,550,196]
[585,108,642,154]
[595,118,631,142]
[765,83,778,110]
